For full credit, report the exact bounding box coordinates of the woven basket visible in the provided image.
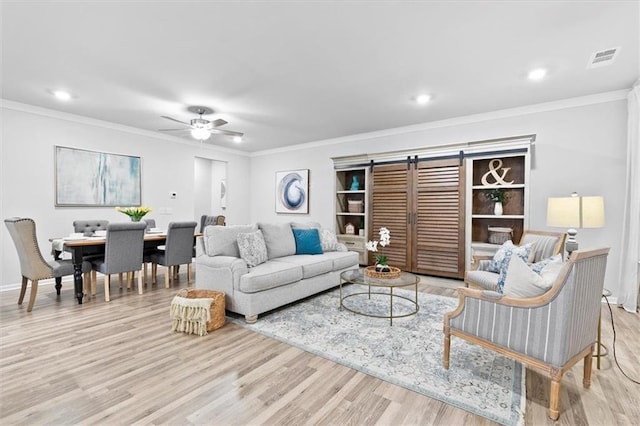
[347,199,364,213]
[364,265,402,279]
[175,288,226,332]
[488,226,513,245]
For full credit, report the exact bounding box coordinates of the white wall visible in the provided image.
[1,104,251,288]
[2,97,629,299]
[249,98,629,297]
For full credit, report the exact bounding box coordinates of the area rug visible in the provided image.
[228,285,525,426]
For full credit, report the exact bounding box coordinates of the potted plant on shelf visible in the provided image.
[485,189,507,216]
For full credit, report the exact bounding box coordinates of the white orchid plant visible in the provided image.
[366,227,391,266]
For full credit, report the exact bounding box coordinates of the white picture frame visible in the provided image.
[275,169,309,214]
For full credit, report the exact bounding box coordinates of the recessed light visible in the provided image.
[233,136,243,143]
[528,68,547,81]
[415,94,431,105]
[52,90,72,101]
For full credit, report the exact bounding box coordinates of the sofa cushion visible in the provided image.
[237,230,268,267]
[204,224,258,257]
[317,251,359,271]
[238,261,303,293]
[273,255,334,279]
[259,222,297,259]
[292,228,323,255]
[465,270,500,292]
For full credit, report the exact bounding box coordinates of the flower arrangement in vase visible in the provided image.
[366,227,391,272]
[115,206,152,222]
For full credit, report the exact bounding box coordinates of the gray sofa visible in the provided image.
[195,222,359,323]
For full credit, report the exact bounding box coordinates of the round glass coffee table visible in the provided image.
[339,268,420,325]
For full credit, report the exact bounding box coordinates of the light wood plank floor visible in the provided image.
[1,270,638,425]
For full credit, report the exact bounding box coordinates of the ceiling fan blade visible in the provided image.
[208,128,244,137]
[211,118,228,127]
[160,116,191,127]
[158,128,189,132]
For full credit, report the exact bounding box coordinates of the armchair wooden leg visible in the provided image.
[105,275,111,302]
[118,273,123,289]
[583,347,594,389]
[18,276,28,305]
[187,263,192,284]
[27,279,39,312]
[164,266,170,289]
[443,333,451,369]
[548,370,562,420]
[152,263,157,285]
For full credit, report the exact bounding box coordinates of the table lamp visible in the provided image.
[546,192,605,257]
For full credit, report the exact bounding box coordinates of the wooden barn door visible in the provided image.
[412,159,465,278]
[370,163,411,271]
[370,158,465,278]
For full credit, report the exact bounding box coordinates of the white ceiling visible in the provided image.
[2,1,638,152]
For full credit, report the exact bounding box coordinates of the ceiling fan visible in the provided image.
[159,106,243,142]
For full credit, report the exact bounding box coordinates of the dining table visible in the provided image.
[50,231,201,304]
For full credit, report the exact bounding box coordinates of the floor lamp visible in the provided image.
[546,193,605,258]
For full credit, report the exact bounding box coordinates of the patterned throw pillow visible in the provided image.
[489,240,533,272]
[320,228,339,252]
[237,230,268,267]
[491,241,534,293]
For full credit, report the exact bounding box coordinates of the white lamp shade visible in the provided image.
[547,197,581,227]
[581,196,605,228]
[546,195,605,229]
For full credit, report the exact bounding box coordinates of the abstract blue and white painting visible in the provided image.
[275,169,309,214]
[55,146,141,206]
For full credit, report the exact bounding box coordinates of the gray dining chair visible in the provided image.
[73,219,110,236]
[90,221,147,301]
[4,217,92,312]
[200,215,225,233]
[148,221,197,288]
[142,218,156,230]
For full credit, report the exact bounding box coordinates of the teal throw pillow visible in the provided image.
[292,228,324,255]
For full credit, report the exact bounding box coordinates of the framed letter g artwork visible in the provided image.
[275,169,309,214]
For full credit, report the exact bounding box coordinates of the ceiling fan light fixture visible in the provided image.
[191,128,211,140]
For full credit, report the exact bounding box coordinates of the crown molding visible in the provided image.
[250,89,629,157]
[0,99,250,157]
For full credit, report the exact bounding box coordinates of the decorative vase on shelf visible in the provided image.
[494,202,503,216]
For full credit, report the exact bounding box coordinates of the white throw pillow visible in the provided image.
[237,230,268,267]
[320,228,339,252]
[502,255,562,297]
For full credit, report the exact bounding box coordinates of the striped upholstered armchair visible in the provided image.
[444,247,609,420]
[466,230,566,291]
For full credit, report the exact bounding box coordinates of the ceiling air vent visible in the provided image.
[587,47,620,68]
